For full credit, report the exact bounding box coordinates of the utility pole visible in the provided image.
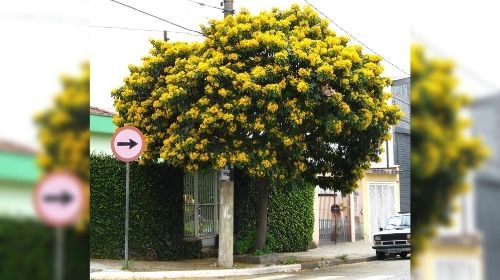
[218,0,235,269]
[163,30,169,42]
[223,0,234,18]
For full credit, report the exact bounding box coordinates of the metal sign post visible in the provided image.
[124,161,130,269]
[55,227,64,280]
[111,126,145,270]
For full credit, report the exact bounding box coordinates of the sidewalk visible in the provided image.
[90,241,375,279]
[279,241,374,262]
[90,259,300,279]
[278,241,376,269]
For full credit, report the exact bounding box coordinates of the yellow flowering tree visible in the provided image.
[113,5,401,250]
[35,62,90,229]
[411,45,488,257]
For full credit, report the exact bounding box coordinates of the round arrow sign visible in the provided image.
[33,172,85,227]
[111,126,145,162]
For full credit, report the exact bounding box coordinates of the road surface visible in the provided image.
[222,258,410,280]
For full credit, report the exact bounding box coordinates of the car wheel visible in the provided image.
[376,251,385,260]
[400,253,408,259]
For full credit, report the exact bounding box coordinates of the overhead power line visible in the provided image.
[303,0,410,77]
[392,96,410,107]
[186,0,234,12]
[90,25,204,36]
[109,0,205,36]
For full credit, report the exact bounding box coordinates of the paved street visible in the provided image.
[221,259,410,280]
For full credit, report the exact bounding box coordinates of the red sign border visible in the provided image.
[111,126,146,162]
[33,171,86,227]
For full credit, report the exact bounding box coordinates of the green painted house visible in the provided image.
[90,106,116,155]
[0,107,116,218]
[0,140,41,217]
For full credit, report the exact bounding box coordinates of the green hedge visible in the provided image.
[234,171,315,254]
[91,154,313,259]
[0,218,88,280]
[90,154,201,260]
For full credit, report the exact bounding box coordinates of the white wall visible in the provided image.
[0,181,35,217]
[90,132,113,155]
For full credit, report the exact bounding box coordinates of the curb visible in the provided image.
[90,264,301,279]
[299,256,378,270]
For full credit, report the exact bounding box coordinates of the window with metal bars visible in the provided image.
[183,169,220,238]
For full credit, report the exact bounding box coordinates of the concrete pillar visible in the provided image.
[218,180,234,268]
[311,187,320,248]
[350,193,355,242]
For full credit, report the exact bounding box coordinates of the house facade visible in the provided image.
[0,140,41,217]
[313,80,408,245]
[471,94,500,280]
[414,95,495,280]
[90,107,116,154]
[391,77,411,213]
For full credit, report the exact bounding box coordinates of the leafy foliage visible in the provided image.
[112,4,401,193]
[0,218,88,280]
[34,62,90,228]
[411,45,489,255]
[234,171,315,253]
[35,62,90,180]
[90,154,202,260]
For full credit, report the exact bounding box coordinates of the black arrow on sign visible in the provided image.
[44,191,73,205]
[117,139,138,149]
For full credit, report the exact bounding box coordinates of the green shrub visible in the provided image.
[336,254,349,261]
[234,171,315,253]
[284,256,298,264]
[234,230,255,255]
[267,179,315,252]
[90,154,201,260]
[0,218,88,280]
[90,154,312,259]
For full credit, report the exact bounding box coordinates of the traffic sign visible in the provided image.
[33,172,85,227]
[111,126,145,162]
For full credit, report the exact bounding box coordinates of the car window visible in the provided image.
[385,216,402,230]
[385,215,410,230]
[401,215,410,228]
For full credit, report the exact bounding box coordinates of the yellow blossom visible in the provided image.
[267,102,278,112]
[218,88,228,97]
[297,80,309,93]
[283,137,293,146]
[238,96,251,106]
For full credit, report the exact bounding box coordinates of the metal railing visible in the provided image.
[183,170,219,238]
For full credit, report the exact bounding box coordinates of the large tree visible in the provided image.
[112,5,401,250]
[35,62,90,229]
[411,45,488,257]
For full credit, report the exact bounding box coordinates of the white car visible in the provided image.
[372,213,411,260]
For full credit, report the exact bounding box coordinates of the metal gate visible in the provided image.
[318,191,352,244]
[183,169,219,238]
[368,183,396,241]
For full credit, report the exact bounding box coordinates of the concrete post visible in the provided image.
[350,193,356,242]
[218,180,234,268]
[311,187,320,248]
[223,0,234,18]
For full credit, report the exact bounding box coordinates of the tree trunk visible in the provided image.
[254,177,269,250]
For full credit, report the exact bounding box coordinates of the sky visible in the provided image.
[409,0,500,99]
[1,0,499,149]
[90,0,410,112]
[0,0,88,149]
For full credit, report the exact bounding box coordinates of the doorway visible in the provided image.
[368,183,396,241]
